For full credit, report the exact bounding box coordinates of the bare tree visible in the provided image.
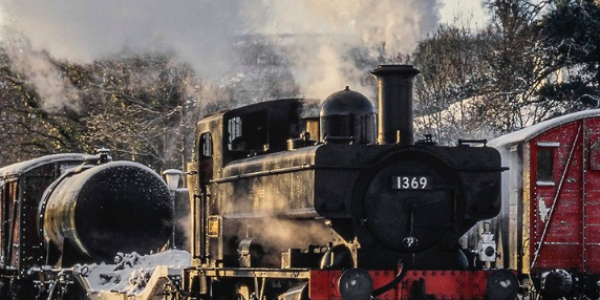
[475,0,554,131]
[0,48,85,165]
[413,24,493,144]
[80,53,197,171]
[412,0,577,144]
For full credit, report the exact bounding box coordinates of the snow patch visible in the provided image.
[538,198,550,222]
[74,250,191,296]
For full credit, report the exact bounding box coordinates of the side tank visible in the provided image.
[40,161,173,262]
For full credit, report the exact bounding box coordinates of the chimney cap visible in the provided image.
[371,65,420,77]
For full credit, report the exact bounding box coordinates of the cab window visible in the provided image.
[201,132,213,157]
[227,111,268,152]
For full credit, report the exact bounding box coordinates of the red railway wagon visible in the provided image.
[488,109,600,299]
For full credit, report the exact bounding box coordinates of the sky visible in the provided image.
[440,0,489,28]
[0,0,490,101]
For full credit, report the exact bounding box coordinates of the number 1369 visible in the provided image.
[392,176,431,190]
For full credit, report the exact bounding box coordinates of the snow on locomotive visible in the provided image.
[470,109,600,300]
[0,151,174,299]
[168,65,510,300]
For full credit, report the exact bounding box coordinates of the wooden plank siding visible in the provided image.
[529,118,600,273]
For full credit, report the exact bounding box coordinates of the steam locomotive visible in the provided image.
[0,151,174,299]
[168,65,511,300]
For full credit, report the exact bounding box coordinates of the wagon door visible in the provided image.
[531,118,600,274]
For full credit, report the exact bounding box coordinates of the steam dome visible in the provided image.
[319,87,376,145]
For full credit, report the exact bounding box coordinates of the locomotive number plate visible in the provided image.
[392,176,432,190]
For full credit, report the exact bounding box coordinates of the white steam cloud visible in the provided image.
[244,0,441,98]
[6,45,81,111]
[0,0,441,101]
[0,0,244,78]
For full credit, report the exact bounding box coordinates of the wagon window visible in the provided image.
[537,148,554,185]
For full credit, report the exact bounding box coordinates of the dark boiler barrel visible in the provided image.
[42,161,173,261]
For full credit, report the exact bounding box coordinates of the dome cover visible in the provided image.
[319,87,376,144]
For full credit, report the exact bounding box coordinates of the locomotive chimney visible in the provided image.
[371,65,420,145]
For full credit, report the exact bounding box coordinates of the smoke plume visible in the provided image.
[0,0,441,101]
[0,0,444,253]
[244,0,441,98]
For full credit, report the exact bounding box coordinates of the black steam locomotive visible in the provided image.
[0,151,174,299]
[175,65,512,300]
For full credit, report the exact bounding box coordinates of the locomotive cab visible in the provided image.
[197,99,304,166]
